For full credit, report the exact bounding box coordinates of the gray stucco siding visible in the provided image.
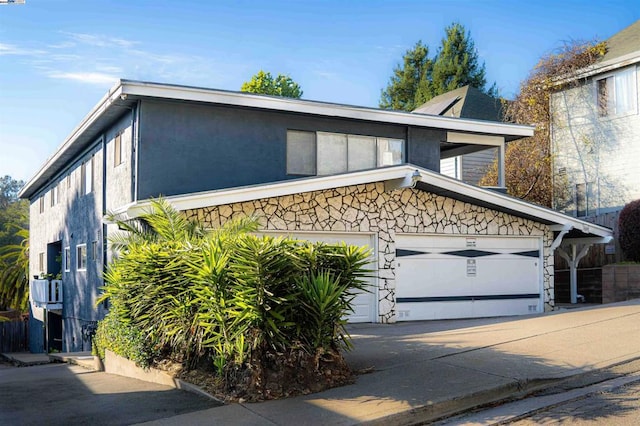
[136,100,440,200]
[28,136,114,352]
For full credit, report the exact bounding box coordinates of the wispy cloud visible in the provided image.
[48,71,119,85]
[61,31,138,48]
[0,42,45,56]
[313,70,338,79]
[5,32,232,87]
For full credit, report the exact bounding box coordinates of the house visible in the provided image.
[19,80,612,353]
[552,19,640,219]
[550,19,640,300]
[413,85,505,186]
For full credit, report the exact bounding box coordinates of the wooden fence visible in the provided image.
[0,316,29,353]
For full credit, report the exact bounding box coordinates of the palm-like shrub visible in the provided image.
[619,199,640,262]
[0,226,29,311]
[96,198,371,392]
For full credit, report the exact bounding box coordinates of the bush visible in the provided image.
[93,310,159,368]
[619,199,640,262]
[96,198,371,397]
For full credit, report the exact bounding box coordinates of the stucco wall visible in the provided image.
[28,111,134,352]
[136,100,441,200]
[184,183,554,322]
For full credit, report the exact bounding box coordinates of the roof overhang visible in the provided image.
[112,164,612,241]
[554,50,640,86]
[19,80,534,200]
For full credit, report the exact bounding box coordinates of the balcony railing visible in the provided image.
[31,279,63,309]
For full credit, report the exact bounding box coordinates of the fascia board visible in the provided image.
[21,79,534,199]
[421,170,612,238]
[120,80,534,138]
[19,82,126,199]
[115,163,612,239]
[121,166,415,218]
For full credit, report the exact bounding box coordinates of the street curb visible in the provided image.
[385,356,640,425]
[103,350,225,405]
[362,378,564,426]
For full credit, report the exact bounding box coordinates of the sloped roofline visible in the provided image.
[19,80,534,199]
[115,164,612,240]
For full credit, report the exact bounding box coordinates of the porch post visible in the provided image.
[557,243,592,304]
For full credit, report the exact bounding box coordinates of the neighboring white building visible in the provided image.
[551,20,640,219]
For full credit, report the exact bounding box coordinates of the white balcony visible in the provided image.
[31,279,63,310]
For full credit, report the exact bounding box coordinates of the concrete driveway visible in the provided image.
[0,363,220,426]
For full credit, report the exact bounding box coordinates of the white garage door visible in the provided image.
[395,234,542,321]
[261,231,377,323]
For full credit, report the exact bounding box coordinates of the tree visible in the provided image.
[380,22,494,111]
[428,23,495,100]
[0,226,29,311]
[379,41,432,111]
[0,175,28,311]
[618,199,640,262]
[479,41,607,206]
[241,70,303,98]
[0,176,28,248]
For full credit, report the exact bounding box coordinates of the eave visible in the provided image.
[114,165,612,241]
[19,80,534,200]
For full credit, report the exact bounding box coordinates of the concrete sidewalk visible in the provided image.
[136,299,640,425]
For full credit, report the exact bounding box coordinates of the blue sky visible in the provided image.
[1,1,639,184]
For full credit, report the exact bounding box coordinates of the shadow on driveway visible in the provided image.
[0,363,220,426]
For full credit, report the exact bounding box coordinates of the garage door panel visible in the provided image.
[396,258,474,297]
[396,234,542,321]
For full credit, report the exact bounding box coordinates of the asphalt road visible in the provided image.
[510,380,640,425]
[0,362,220,426]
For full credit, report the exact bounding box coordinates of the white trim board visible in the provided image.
[113,164,612,240]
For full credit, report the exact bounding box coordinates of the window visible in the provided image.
[38,252,45,274]
[576,182,595,217]
[317,132,348,175]
[81,156,94,195]
[597,67,637,117]
[114,132,123,166]
[91,241,99,262]
[39,196,45,214]
[76,244,87,271]
[287,130,316,175]
[64,247,71,272]
[66,173,71,189]
[50,184,58,207]
[287,130,405,176]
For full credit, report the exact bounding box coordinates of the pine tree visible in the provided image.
[429,23,494,99]
[380,23,495,111]
[379,41,432,111]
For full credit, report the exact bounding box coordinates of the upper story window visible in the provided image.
[576,182,595,218]
[91,240,99,262]
[50,184,58,207]
[597,67,637,117]
[77,244,87,271]
[287,130,404,176]
[81,156,94,195]
[38,252,45,274]
[39,196,45,214]
[64,247,71,272]
[114,132,123,167]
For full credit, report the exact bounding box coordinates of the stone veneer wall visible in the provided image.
[184,182,554,323]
